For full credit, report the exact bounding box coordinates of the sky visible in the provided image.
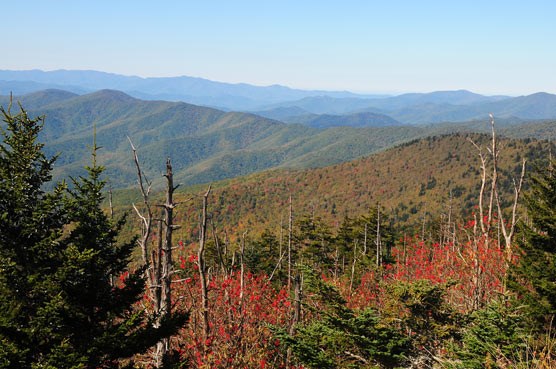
[2,0,555,95]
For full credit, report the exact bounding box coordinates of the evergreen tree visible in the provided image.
[277,269,409,369]
[0,104,185,368]
[296,215,334,271]
[510,160,556,329]
[47,146,184,368]
[453,298,526,369]
[0,104,68,367]
[245,229,279,277]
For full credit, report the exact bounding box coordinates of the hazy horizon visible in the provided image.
[2,1,555,96]
[0,68,535,98]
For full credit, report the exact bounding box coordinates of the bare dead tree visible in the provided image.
[128,137,153,272]
[376,203,382,267]
[287,195,293,292]
[350,240,358,293]
[210,218,227,277]
[279,214,284,271]
[239,231,247,310]
[467,115,526,298]
[286,273,303,367]
[488,114,499,232]
[363,222,368,256]
[496,158,526,264]
[108,186,114,219]
[268,213,287,283]
[129,139,180,366]
[292,274,302,329]
[468,139,490,238]
[198,185,211,348]
[154,158,179,362]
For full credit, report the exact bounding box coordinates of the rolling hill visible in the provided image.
[2,88,555,191]
[166,133,553,240]
[0,89,425,188]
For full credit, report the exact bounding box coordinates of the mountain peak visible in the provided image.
[88,89,136,102]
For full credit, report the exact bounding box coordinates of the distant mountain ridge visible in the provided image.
[256,91,556,124]
[2,69,555,125]
[0,69,384,111]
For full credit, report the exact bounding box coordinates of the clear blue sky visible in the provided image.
[3,0,555,95]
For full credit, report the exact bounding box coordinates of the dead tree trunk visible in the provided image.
[239,230,247,311]
[129,137,153,276]
[363,222,368,255]
[198,185,211,348]
[350,240,358,293]
[467,115,526,297]
[496,158,526,266]
[376,203,382,267]
[155,158,178,363]
[287,195,293,292]
[210,219,227,277]
[286,274,303,367]
[129,139,179,367]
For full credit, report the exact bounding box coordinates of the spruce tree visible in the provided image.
[277,268,410,369]
[510,159,556,329]
[0,104,68,367]
[0,104,186,368]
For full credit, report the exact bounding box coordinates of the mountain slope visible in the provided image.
[171,134,552,237]
[286,111,403,128]
[375,93,556,124]
[260,95,385,115]
[251,106,312,121]
[2,89,554,190]
[363,89,508,110]
[1,89,428,188]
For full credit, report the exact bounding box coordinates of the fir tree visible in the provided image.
[510,159,556,329]
[0,103,68,367]
[0,104,186,368]
[276,268,409,369]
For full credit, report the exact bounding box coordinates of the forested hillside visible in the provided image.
[0,90,424,187]
[4,0,556,365]
[2,99,556,369]
[132,133,548,244]
[1,89,555,191]
[116,117,556,368]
